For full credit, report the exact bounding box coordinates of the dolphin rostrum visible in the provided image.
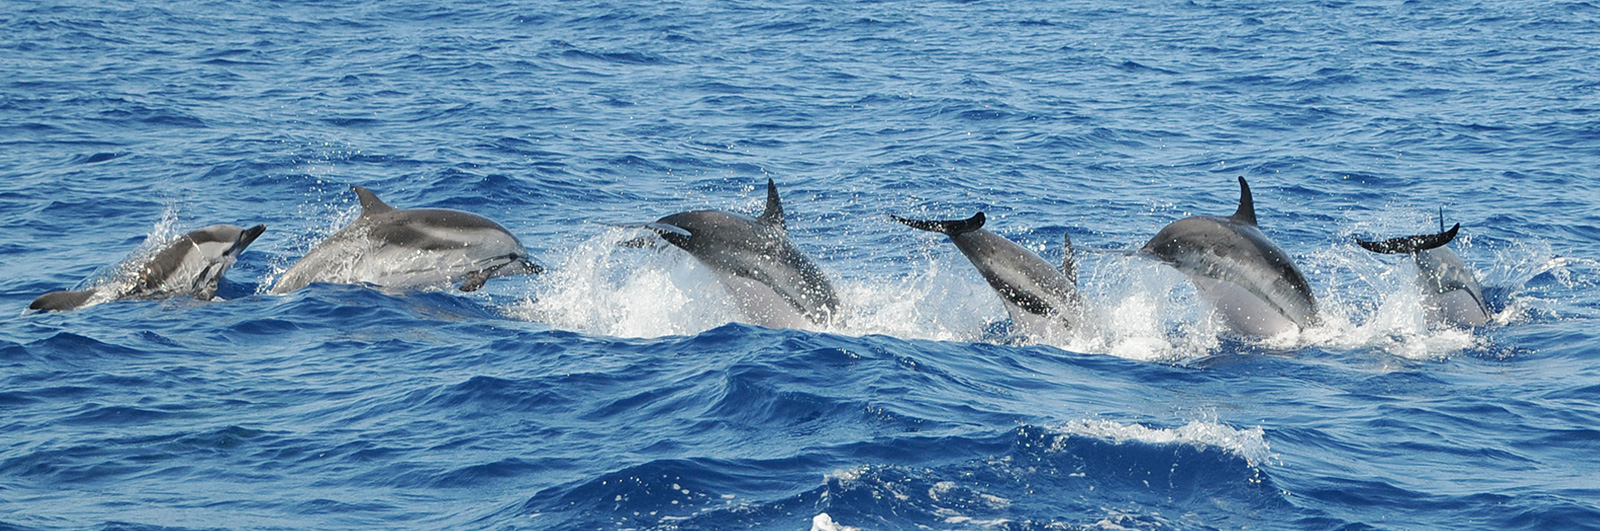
[1141,177,1317,336]
[29,224,267,312]
[891,212,1082,332]
[1356,221,1490,328]
[643,178,840,328]
[271,186,542,294]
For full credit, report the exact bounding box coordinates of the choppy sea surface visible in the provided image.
[4,1,1599,529]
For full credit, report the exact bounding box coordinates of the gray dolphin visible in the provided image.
[271,186,542,294]
[1141,177,1317,336]
[1356,222,1490,328]
[643,179,840,327]
[29,224,267,312]
[891,212,1082,332]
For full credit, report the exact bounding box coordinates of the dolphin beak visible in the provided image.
[642,222,692,238]
[521,257,546,275]
[235,224,267,252]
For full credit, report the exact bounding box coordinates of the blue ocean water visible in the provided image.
[3,0,1599,529]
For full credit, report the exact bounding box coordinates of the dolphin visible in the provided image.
[1356,222,1490,328]
[642,179,840,327]
[1140,177,1317,336]
[271,186,542,294]
[29,224,267,312]
[891,212,1082,332]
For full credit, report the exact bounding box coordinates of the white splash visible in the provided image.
[500,211,1547,361]
[1052,418,1275,468]
[810,513,860,531]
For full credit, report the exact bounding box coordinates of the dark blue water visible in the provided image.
[4,1,1599,529]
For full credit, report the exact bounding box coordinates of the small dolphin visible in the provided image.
[1357,222,1490,328]
[642,179,840,327]
[891,212,1081,332]
[1141,177,1317,336]
[29,224,267,312]
[271,186,542,294]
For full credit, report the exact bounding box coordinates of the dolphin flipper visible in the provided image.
[890,212,987,235]
[1356,223,1461,254]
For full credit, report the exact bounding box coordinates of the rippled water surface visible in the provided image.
[3,1,1599,529]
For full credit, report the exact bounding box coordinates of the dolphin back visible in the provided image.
[890,212,986,235]
[1356,223,1461,254]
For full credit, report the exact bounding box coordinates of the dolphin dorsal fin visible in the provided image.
[352,186,395,216]
[759,178,785,230]
[1061,232,1078,286]
[1230,176,1257,226]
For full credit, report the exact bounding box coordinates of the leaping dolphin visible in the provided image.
[271,186,542,294]
[891,212,1082,333]
[1356,222,1490,328]
[29,224,267,313]
[1140,177,1317,336]
[642,179,840,328]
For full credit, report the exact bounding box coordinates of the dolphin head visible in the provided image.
[232,224,267,256]
[27,289,100,313]
[168,224,267,299]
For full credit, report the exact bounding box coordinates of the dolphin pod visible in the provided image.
[26,179,1493,336]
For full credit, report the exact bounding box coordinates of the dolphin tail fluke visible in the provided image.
[1231,176,1257,225]
[351,186,396,216]
[890,212,986,235]
[1355,223,1461,254]
[759,178,785,229]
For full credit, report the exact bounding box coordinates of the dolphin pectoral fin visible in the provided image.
[1231,176,1257,226]
[459,271,490,292]
[759,178,785,230]
[889,212,986,235]
[351,186,396,216]
[1356,223,1461,254]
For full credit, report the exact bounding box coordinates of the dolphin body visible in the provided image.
[29,224,267,312]
[271,186,542,294]
[644,179,840,328]
[891,212,1082,333]
[1356,222,1490,328]
[1141,177,1317,336]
